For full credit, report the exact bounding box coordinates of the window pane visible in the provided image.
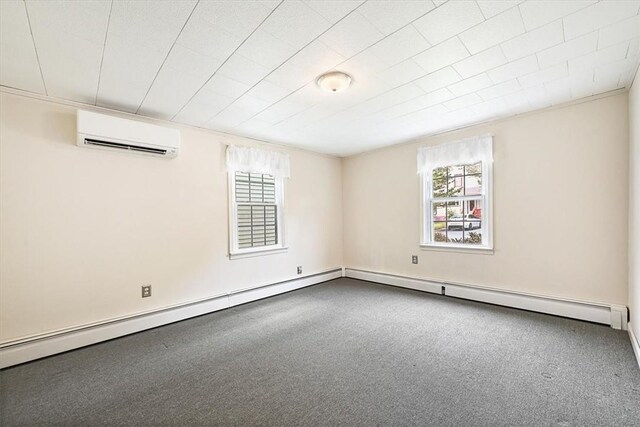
[464,230,482,244]
[432,167,447,197]
[448,165,464,177]
[432,202,446,222]
[447,175,463,196]
[464,174,482,196]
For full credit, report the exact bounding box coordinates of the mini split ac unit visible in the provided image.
[77,110,180,158]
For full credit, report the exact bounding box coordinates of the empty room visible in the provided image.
[1,0,640,425]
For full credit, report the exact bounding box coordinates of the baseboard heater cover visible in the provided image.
[0,269,342,369]
[345,268,627,330]
[630,323,640,369]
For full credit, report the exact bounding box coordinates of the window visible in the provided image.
[226,145,290,258]
[419,136,492,251]
[229,171,285,257]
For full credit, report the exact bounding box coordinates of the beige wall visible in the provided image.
[343,93,629,306]
[630,73,640,332]
[0,92,343,343]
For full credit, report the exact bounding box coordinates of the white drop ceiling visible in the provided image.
[1,0,639,156]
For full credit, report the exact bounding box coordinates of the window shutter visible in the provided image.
[235,172,278,249]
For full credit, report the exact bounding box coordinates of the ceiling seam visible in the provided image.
[94,0,114,106]
[170,0,365,123]
[134,0,201,114]
[22,0,47,96]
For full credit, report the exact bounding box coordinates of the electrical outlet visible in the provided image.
[297,266,302,275]
[412,255,418,264]
[141,285,151,298]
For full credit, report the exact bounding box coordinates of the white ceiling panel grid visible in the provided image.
[1,0,639,157]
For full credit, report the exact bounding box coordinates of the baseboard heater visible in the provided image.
[0,269,343,369]
[344,268,628,331]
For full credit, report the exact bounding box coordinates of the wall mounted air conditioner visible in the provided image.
[77,110,180,158]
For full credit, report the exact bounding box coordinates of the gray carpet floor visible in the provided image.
[1,278,639,426]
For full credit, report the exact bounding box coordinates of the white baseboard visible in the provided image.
[630,323,640,369]
[345,268,626,330]
[0,269,342,369]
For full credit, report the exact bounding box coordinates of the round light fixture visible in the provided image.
[316,71,352,93]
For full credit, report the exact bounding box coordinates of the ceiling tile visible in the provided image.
[487,55,539,83]
[217,54,272,87]
[517,62,568,88]
[366,25,431,68]
[414,87,456,108]
[137,66,207,120]
[208,105,256,129]
[196,0,273,40]
[303,0,363,24]
[415,67,462,93]
[236,29,298,70]
[173,88,235,127]
[452,46,508,79]
[0,0,45,94]
[598,14,640,49]
[477,79,522,101]
[500,20,564,61]
[536,31,598,69]
[230,94,274,116]
[246,80,292,104]
[563,1,640,41]
[97,1,196,112]
[444,93,483,111]
[477,1,522,19]
[413,0,484,46]
[110,1,198,54]
[26,0,110,45]
[176,13,242,61]
[97,35,169,112]
[447,73,493,96]
[203,74,251,100]
[319,11,385,58]
[266,40,345,91]
[413,38,470,74]
[568,41,630,74]
[459,7,526,54]
[358,0,435,35]
[260,1,331,50]
[518,0,596,31]
[26,0,111,103]
[374,59,427,88]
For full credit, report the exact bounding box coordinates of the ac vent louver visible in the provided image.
[83,138,168,155]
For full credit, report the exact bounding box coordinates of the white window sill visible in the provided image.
[229,246,289,260]
[420,244,494,255]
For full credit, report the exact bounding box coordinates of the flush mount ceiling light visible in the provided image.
[316,71,352,93]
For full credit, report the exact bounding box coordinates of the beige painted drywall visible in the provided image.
[630,71,640,334]
[343,93,629,306]
[0,91,343,343]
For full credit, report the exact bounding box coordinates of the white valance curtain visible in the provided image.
[226,145,291,179]
[417,135,493,175]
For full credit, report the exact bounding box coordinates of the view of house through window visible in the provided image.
[430,162,484,245]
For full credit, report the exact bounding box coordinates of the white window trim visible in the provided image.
[228,172,287,259]
[420,161,493,253]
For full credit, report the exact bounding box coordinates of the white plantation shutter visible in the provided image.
[234,172,278,249]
